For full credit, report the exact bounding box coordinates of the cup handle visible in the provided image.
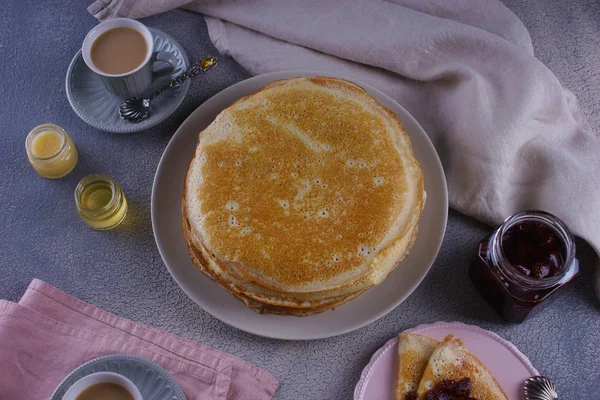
[150,51,178,79]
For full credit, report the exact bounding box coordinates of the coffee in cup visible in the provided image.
[90,27,148,75]
[62,372,142,400]
[82,18,178,98]
[75,382,134,400]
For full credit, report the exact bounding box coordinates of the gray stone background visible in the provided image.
[1,0,599,398]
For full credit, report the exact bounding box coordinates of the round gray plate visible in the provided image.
[50,354,186,400]
[65,28,190,133]
[151,71,448,340]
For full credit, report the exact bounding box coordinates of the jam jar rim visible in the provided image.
[25,123,68,163]
[74,174,122,216]
[493,210,576,288]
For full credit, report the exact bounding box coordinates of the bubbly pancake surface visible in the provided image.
[396,333,440,399]
[185,77,424,293]
[416,337,508,400]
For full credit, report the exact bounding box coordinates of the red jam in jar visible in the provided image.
[469,210,579,322]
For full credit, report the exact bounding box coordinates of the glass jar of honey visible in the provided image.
[75,174,128,230]
[469,210,579,322]
[26,124,78,179]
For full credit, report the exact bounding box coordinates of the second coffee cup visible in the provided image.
[82,18,178,98]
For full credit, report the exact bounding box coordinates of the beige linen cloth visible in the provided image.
[89,0,600,296]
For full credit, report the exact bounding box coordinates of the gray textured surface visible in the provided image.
[0,1,599,399]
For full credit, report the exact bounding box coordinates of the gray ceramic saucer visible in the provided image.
[50,354,186,400]
[66,28,190,133]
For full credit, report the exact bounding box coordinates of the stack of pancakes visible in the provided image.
[182,77,425,316]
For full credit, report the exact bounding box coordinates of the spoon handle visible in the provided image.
[148,56,217,101]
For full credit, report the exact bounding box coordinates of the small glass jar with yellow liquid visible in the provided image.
[75,174,128,230]
[26,124,78,179]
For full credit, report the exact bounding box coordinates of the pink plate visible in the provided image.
[354,321,538,399]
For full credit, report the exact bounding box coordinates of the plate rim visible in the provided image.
[65,27,190,134]
[151,70,448,340]
[353,321,539,399]
[49,353,186,400]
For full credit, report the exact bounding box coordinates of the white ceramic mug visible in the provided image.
[62,371,143,400]
[82,18,177,98]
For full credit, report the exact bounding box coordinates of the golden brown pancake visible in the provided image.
[396,333,440,400]
[182,76,425,315]
[416,336,508,400]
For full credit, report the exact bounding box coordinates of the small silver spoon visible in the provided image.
[119,56,217,123]
[523,376,558,400]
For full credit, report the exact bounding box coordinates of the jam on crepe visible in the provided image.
[405,378,475,400]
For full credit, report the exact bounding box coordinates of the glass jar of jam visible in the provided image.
[469,210,578,322]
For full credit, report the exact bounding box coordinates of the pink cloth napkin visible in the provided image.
[0,279,278,400]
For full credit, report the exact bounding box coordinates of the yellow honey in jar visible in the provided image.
[26,124,78,179]
[75,174,128,230]
[32,131,63,158]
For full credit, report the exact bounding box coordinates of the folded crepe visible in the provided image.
[416,336,508,400]
[395,333,440,400]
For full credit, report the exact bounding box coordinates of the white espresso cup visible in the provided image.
[82,18,177,98]
[62,372,143,400]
